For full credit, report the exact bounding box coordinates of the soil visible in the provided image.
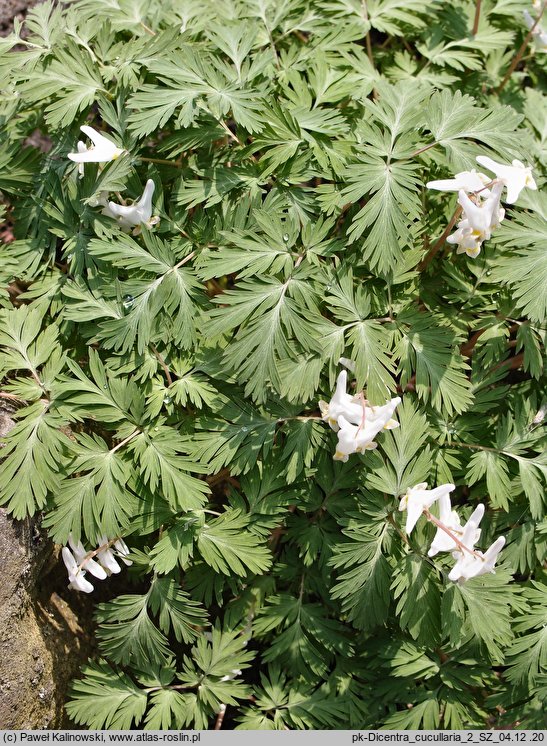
[0,0,38,36]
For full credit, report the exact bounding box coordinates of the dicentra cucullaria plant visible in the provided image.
[0,0,545,731]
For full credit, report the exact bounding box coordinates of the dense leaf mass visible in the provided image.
[0,0,546,731]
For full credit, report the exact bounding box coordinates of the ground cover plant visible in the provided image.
[0,0,546,731]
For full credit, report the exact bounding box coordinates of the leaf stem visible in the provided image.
[472,0,482,36]
[218,119,242,146]
[449,440,524,463]
[110,429,141,454]
[419,205,462,270]
[150,344,173,386]
[0,391,25,403]
[361,0,375,68]
[140,21,156,35]
[407,141,439,159]
[172,251,196,271]
[496,1,547,94]
[139,156,182,167]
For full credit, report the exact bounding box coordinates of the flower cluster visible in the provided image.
[319,371,505,583]
[68,125,159,234]
[524,1,547,52]
[62,534,132,593]
[427,155,536,257]
[399,483,506,582]
[319,368,401,462]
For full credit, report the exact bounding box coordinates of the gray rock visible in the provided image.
[0,402,93,728]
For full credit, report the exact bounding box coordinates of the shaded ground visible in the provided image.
[0,0,38,36]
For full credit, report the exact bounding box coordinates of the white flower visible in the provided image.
[76,141,87,178]
[426,169,491,196]
[113,537,133,566]
[319,370,364,431]
[62,547,95,593]
[68,125,125,164]
[220,669,242,682]
[524,10,547,51]
[476,156,537,204]
[101,179,159,233]
[448,534,506,583]
[399,483,455,535]
[428,502,484,557]
[62,534,132,593]
[333,397,401,462]
[68,534,107,580]
[447,181,505,258]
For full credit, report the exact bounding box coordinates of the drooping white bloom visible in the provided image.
[428,502,484,557]
[62,534,132,593]
[333,397,401,462]
[476,156,537,204]
[62,547,94,594]
[426,170,491,196]
[319,370,364,431]
[399,482,456,535]
[448,534,506,582]
[68,125,125,164]
[523,9,547,52]
[68,534,107,580]
[101,179,159,233]
[447,181,505,258]
[76,141,87,178]
[114,537,133,566]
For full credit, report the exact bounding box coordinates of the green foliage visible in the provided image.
[0,0,545,731]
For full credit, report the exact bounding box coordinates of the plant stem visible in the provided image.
[0,391,25,403]
[218,119,242,146]
[407,141,439,159]
[449,440,523,463]
[172,251,196,270]
[361,0,375,68]
[214,705,227,730]
[74,536,124,574]
[139,156,181,167]
[472,0,482,36]
[110,429,141,454]
[150,344,173,386]
[496,1,547,94]
[140,21,156,35]
[419,205,462,270]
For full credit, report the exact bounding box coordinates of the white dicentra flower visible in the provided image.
[68,125,125,164]
[399,482,456,535]
[319,370,364,431]
[62,547,95,594]
[333,397,401,462]
[448,534,506,582]
[62,534,132,593]
[476,156,537,204]
[428,502,484,557]
[101,179,159,233]
[76,141,87,178]
[447,181,505,258]
[113,537,133,565]
[68,534,107,580]
[426,170,491,196]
